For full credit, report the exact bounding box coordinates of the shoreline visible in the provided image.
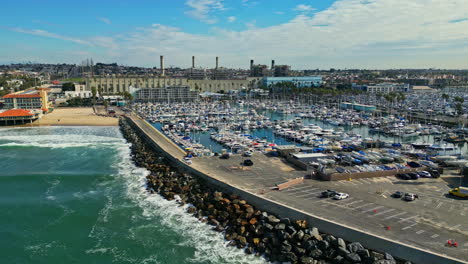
[1,107,119,127]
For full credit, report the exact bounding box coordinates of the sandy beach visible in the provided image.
[34,107,119,126]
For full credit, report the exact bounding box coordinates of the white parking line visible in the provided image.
[360,179,372,184]
[415,230,425,235]
[402,222,417,230]
[362,206,384,213]
[370,208,395,217]
[354,203,373,209]
[384,212,406,220]
[435,202,443,209]
[398,215,418,223]
[345,200,363,207]
[431,234,439,238]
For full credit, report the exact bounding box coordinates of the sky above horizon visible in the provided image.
[0,0,467,69]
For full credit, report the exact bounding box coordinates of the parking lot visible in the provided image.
[194,154,468,261]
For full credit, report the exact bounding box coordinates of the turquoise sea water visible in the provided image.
[0,126,266,264]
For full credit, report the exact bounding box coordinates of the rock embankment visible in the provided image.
[120,118,411,264]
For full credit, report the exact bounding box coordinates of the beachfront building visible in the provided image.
[263,76,323,89]
[131,86,198,103]
[2,88,51,112]
[0,109,40,125]
[86,76,262,94]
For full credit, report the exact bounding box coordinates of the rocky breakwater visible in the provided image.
[120,118,411,264]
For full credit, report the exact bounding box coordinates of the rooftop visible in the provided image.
[0,109,34,117]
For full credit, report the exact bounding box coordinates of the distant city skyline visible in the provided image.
[1,0,467,69]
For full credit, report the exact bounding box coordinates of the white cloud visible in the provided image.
[274,11,285,15]
[293,4,316,12]
[9,0,468,69]
[227,16,236,22]
[97,17,112,24]
[11,28,92,46]
[185,0,225,24]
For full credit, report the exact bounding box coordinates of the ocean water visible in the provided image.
[0,126,267,264]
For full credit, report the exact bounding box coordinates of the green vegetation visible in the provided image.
[65,97,92,107]
[61,82,75,91]
[62,77,84,83]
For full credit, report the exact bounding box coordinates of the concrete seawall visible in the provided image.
[124,115,466,264]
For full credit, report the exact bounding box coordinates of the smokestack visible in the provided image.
[271,60,275,70]
[215,56,219,69]
[250,59,254,70]
[192,56,195,68]
[160,55,165,76]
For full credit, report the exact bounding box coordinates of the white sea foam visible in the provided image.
[115,140,268,264]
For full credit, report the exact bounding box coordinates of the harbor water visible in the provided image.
[153,110,467,155]
[0,126,266,264]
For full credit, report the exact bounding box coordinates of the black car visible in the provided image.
[396,173,411,180]
[243,159,254,166]
[428,169,440,178]
[407,161,422,168]
[391,191,404,198]
[220,153,230,159]
[320,190,338,198]
[407,172,420,180]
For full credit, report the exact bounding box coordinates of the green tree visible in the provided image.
[62,82,75,91]
[91,87,97,106]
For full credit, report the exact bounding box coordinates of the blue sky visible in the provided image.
[1,0,467,69]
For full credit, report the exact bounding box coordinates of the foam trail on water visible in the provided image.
[116,145,268,264]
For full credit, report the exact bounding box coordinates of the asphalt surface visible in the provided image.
[194,154,468,262]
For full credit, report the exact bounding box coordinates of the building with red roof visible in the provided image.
[0,109,39,125]
[2,88,51,112]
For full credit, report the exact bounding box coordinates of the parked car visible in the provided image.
[333,192,350,200]
[391,191,405,198]
[396,173,411,180]
[449,187,468,198]
[407,172,420,180]
[183,157,192,165]
[243,159,254,166]
[417,171,432,178]
[220,153,230,159]
[243,151,252,157]
[320,190,338,198]
[428,169,441,178]
[407,161,422,168]
[404,193,418,201]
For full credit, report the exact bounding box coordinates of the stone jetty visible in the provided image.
[120,118,411,264]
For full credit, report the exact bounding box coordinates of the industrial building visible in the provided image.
[131,86,198,103]
[87,56,262,94]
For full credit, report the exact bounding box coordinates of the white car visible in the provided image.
[184,157,192,165]
[333,192,349,200]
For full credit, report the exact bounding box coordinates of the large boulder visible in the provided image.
[311,227,323,241]
[346,253,362,263]
[300,256,315,264]
[268,215,281,224]
[347,242,365,253]
[309,248,323,259]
